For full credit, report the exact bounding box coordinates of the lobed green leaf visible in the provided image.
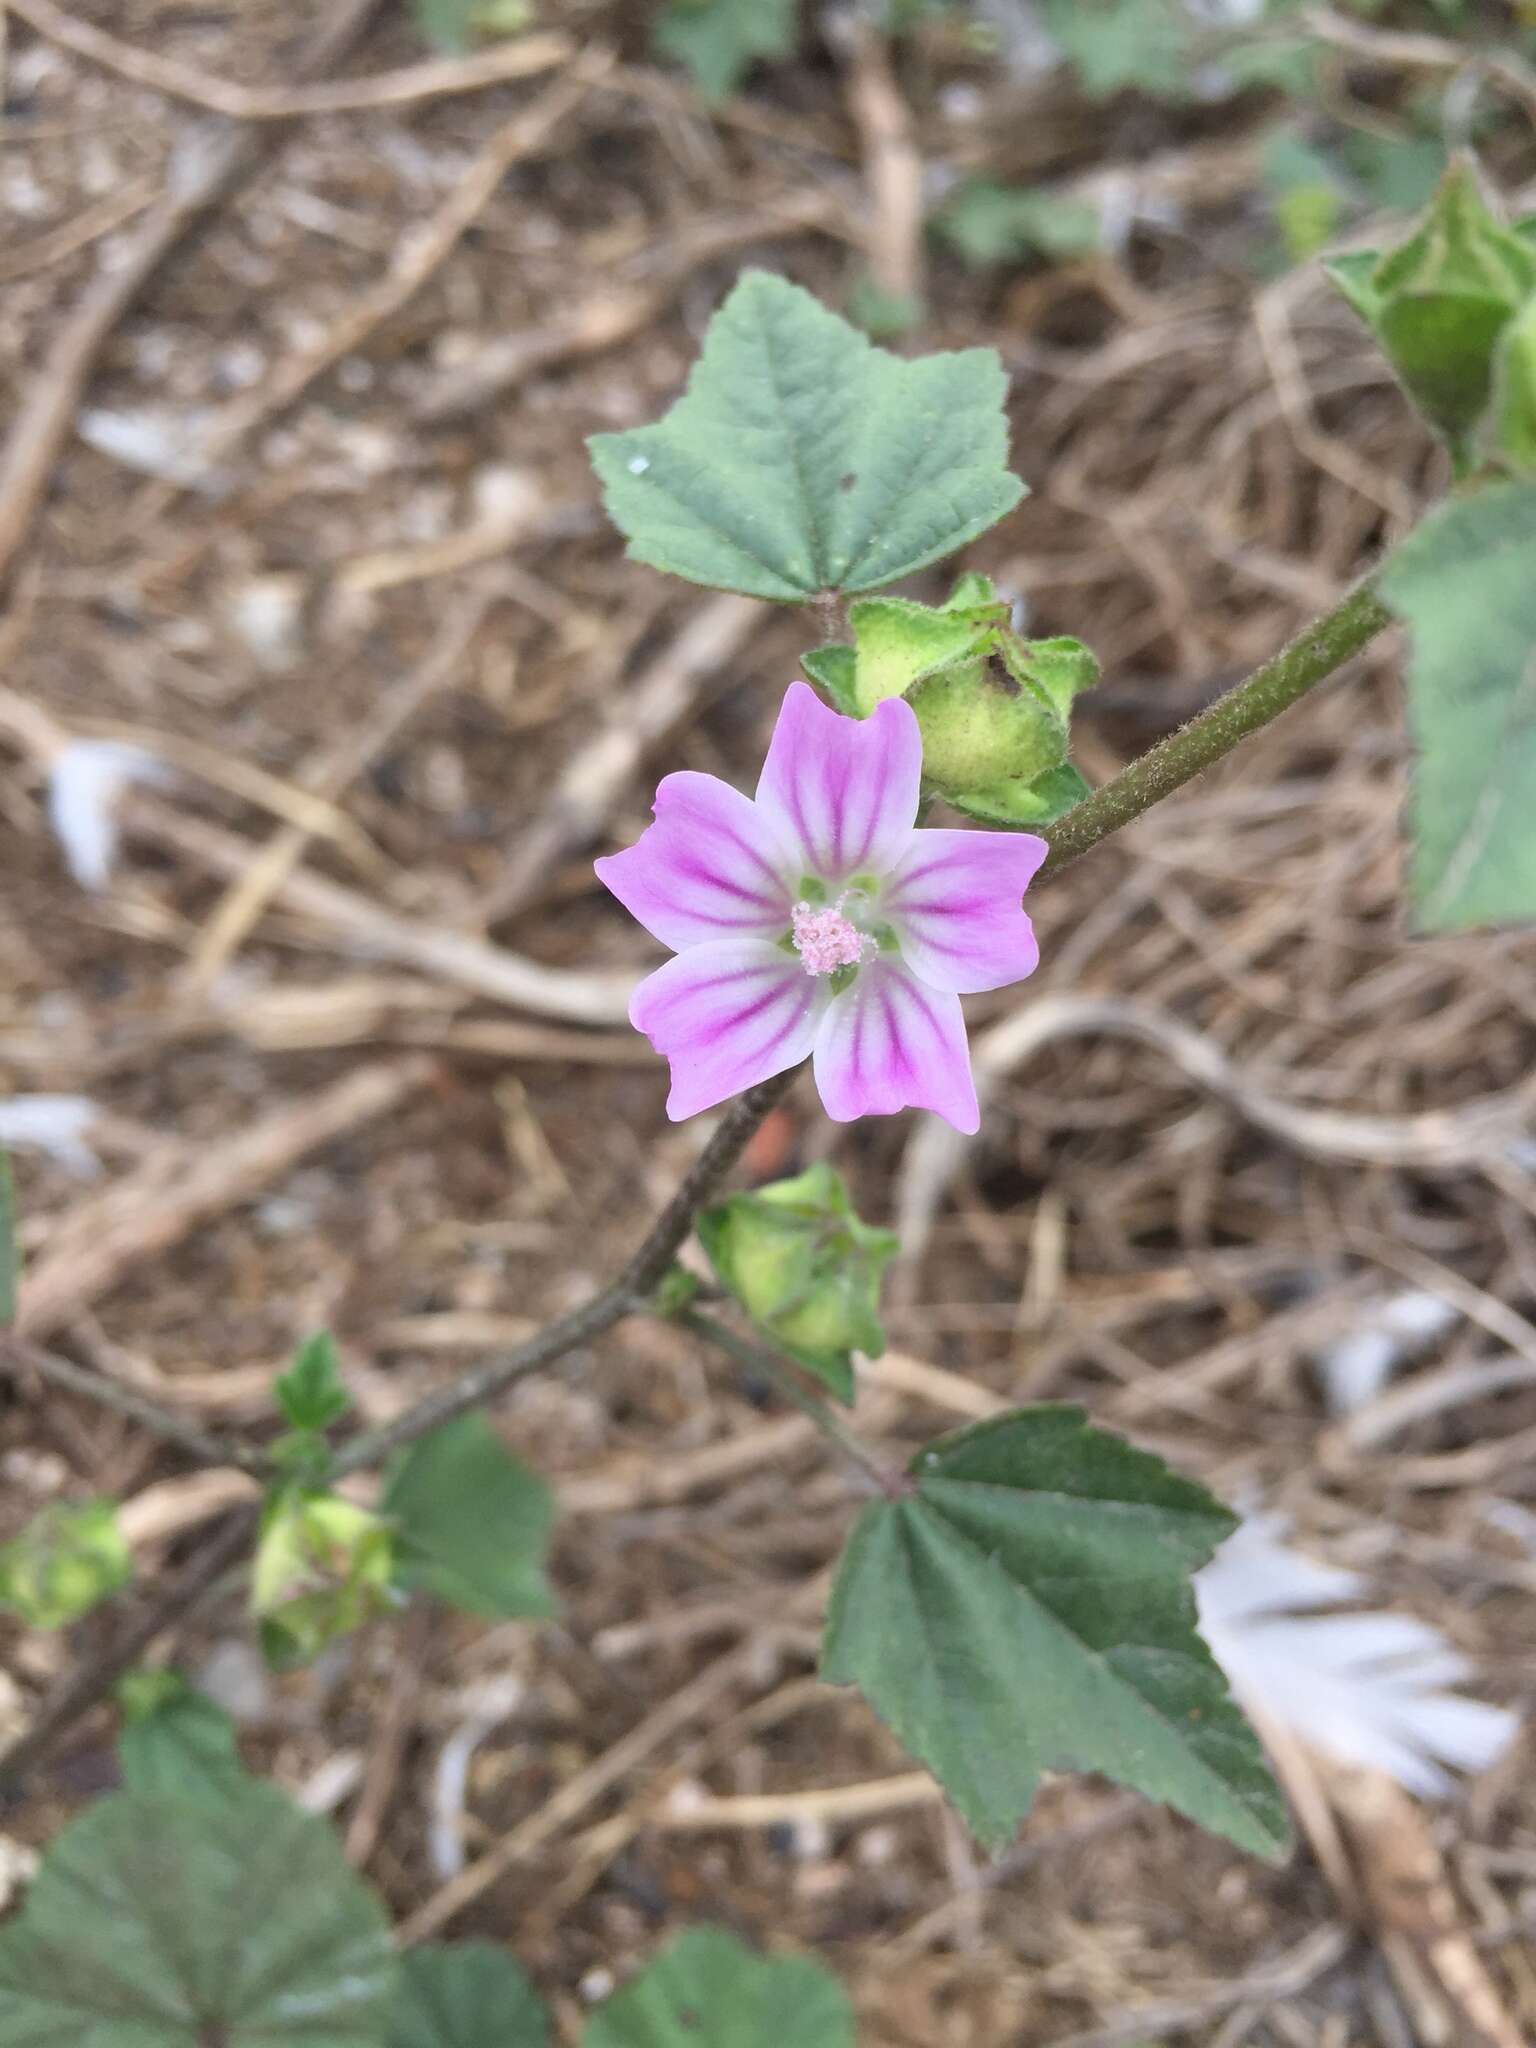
[584,1927,851,2048]
[590,272,1023,602]
[821,1405,1289,1857]
[393,1943,550,2048]
[0,1781,394,2045]
[1380,482,1536,928]
[386,1413,556,1619]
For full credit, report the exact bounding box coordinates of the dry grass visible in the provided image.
[0,3,1533,2041]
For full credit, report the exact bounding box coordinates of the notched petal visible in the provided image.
[596,771,794,952]
[812,958,978,1133]
[630,938,825,1120]
[883,827,1046,994]
[755,681,921,884]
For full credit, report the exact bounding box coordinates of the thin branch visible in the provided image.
[1040,577,1394,875]
[330,1069,799,1476]
[679,1307,906,1499]
[0,1335,266,1473]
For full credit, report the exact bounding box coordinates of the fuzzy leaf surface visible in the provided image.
[590,272,1023,601]
[1380,482,1536,928]
[0,1782,394,2045]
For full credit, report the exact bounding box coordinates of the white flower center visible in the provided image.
[790,894,876,977]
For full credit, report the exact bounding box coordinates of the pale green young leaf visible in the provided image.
[0,1142,15,1328]
[393,1943,550,2048]
[411,0,532,53]
[584,1927,852,2048]
[117,1671,245,1807]
[386,1413,556,1618]
[821,1405,1289,1857]
[1379,482,1536,928]
[1042,0,1196,100]
[0,1499,131,1630]
[273,1329,351,1433]
[652,0,798,103]
[589,271,1024,601]
[0,1782,395,2045]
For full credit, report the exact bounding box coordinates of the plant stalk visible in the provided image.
[679,1307,905,1499]
[1039,577,1393,874]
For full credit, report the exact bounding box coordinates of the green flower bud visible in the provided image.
[252,1487,396,1668]
[0,1499,131,1629]
[698,1163,898,1404]
[1327,156,1536,466]
[800,576,1098,827]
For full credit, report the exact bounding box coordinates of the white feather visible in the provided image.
[0,1095,102,1177]
[46,740,166,891]
[1197,1513,1519,1797]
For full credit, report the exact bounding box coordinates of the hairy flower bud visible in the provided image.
[252,1488,396,1667]
[698,1163,898,1402]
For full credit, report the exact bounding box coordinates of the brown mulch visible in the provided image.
[1,5,1534,2043]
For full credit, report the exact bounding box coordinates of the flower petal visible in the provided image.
[755,681,920,884]
[882,827,1047,994]
[630,938,825,1121]
[595,771,794,951]
[812,958,978,1133]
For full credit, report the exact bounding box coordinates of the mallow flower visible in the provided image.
[596,682,1046,1133]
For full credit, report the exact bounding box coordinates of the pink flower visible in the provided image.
[596,682,1046,1134]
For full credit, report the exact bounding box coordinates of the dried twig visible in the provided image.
[0,0,379,589]
[836,18,924,308]
[0,1334,264,1471]
[6,0,573,121]
[187,54,611,479]
[16,1059,438,1342]
[475,593,764,924]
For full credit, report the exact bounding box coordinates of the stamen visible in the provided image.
[790,894,876,977]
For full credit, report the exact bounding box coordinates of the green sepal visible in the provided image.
[1323,249,1384,326]
[996,631,1099,722]
[949,758,1092,826]
[1488,291,1536,475]
[252,1485,397,1669]
[1329,157,1536,460]
[0,1498,132,1629]
[697,1163,898,1406]
[800,643,860,716]
[845,591,1005,714]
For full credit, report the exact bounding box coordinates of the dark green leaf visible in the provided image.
[0,1782,395,2045]
[652,0,798,103]
[0,1142,15,1328]
[0,1499,131,1630]
[392,1943,549,2048]
[1379,482,1536,927]
[386,1413,556,1618]
[821,1405,1289,1857]
[273,1330,351,1433]
[117,1672,245,1807]
[589,271,1024,601]
[584,1927,851,2048]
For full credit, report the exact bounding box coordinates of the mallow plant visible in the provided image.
[0,150,1532,2043]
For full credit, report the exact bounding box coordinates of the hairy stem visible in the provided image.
[1039,577,1393,874]
[679,1307,905,1499]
